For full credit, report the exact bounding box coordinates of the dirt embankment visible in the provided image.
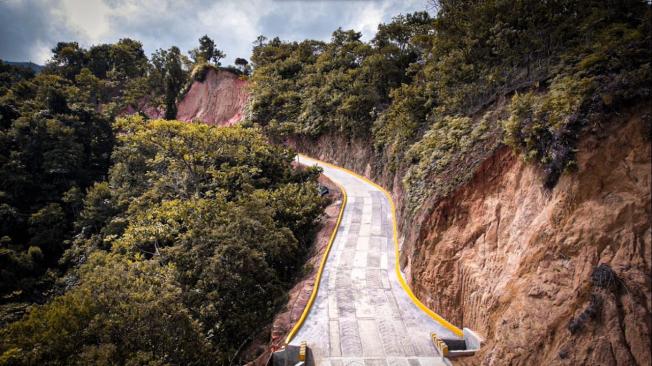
[119,68,248,125]
[176,69,248,126]
[119,98,165,119]
[287,108,651,365]
[405,112,651,365]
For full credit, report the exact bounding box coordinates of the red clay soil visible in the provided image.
[120,98,165,119]
[244,172,343,365]
[176,69,248,126]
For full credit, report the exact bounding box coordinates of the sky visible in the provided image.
[0,0,430,66]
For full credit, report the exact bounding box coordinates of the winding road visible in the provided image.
[288,155,459,366]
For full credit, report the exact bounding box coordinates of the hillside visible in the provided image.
[248,1,651,364]
[1,61,43,74]
[177,67,249,126]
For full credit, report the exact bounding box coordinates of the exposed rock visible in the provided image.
[119,98,165,119]
[287,106,651,365]
[404,111,651,365]
[176,68,248,126]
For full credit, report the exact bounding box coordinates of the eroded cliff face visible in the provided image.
[176,69,248,126]
[403,112,651,365]
[288,108,651,365]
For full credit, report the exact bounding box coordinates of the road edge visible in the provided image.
[284,157,348,344]
[296,154,464,338]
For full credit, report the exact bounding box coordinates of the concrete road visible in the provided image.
[290,156,458,366]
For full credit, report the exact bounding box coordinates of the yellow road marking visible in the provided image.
[285,160,348,344]
[295,154,464,338]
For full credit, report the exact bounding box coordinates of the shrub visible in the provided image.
[190,62,215,82]
[403,114,491,213]
[502,76,596,187]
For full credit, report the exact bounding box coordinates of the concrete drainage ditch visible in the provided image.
[432,328,484,359]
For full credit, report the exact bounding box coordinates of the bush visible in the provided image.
[403,114,491,213]
[503,76,596,186]
[190,62,215,82]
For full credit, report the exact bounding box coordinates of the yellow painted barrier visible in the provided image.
[431,333,449,356]
[299,341,307,361]
[284,161,348,344]
[297,154,464,338]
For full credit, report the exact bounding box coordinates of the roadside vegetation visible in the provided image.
[248,0,651,213]
[0,116,325,365]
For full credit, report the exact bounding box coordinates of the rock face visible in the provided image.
[176,69,248,126]
[404,112,651,365]
[287,108,651,365]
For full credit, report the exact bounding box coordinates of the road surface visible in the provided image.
[289,155,458,366]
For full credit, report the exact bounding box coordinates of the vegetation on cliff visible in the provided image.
[248,0,651,213]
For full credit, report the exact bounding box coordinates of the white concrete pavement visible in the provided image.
[290,155,459,366]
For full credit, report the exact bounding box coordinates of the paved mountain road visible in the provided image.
[289,156,458,366]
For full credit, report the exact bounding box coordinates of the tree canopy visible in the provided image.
[189,35,226,66]
[1,118,326,365]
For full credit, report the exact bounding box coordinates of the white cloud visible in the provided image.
[347,2,391,41]
[60,0,112,43]
[1,0,429,64]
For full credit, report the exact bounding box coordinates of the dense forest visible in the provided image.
[249,0,650,214]
[0,36,322,364]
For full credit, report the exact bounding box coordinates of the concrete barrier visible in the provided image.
[431,328,485,358]
[431,333,449,357]
[270,343,315,366]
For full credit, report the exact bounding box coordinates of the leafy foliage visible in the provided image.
[250,0,651,214]
[189,35,226,66]
[0,69,113,300]
[39,38,194,120]
[404,114,491,213]
[249,14,434,140]
[2,117,325,365]
[1,252,211,365]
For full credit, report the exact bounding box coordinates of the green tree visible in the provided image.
[0,70,113,299]
[163,46,186,119]
[46,42,85,80]
[235,57,250,74]
[0,252,213,365]
[189,35,226,66]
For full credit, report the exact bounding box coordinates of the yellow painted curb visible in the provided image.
[297,154,464,338]
[285,160,348,344]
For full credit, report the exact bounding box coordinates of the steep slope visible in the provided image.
[176,68,248,126]
[286,107,651,365]
[404,111,651,365]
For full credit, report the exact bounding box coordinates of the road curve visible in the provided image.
[289,155,459,366]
